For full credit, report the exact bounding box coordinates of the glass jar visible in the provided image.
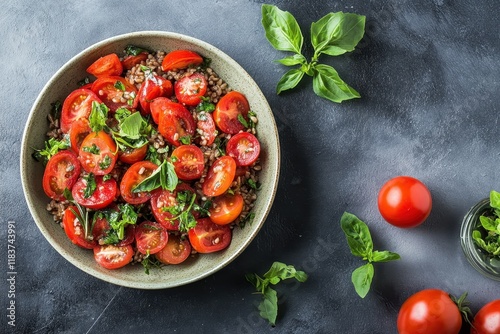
[460,198,500,281]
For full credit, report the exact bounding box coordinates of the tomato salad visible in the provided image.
[36,46,262,271]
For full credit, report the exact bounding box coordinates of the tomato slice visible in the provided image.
[86,53,123,78]
[174,72,207,106]
[188,218,231,253]
[157,101,196,146]
[62,206,96,249]
[60,88,102,133]
[118,145,148,165]
[120,161,158,204]
[135,75,173,115]
[149,97,172,124]
[202,156,236,197]
[69,118,92,153]
[121,52,148,70]
[93,244,133,269]
[155,234,192,265]
[42,150,81,200]
[78,131,117,175]
[91,76,137,112]
[171,145,205,180]
[71,175,117,210]
[161,50,203,71]
[150,183,197,231]
[213,91,250,134]
[196,111,217,146]
[135,221,168,255]
[209,193,244,225]
[225,132,261,166]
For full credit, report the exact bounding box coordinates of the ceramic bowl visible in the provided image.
[20,31,280,289]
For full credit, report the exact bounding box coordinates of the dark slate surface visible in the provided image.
[2,0,500,333]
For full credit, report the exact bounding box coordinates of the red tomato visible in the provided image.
[78,131,117,175]
[42,150,81,200]
[118,145,148,165]
[149,97,172,124]
[397,289,462,334]
[196,111,217,146]
[91,76,138,112]
[157,101,196,146]
[71,175,117,210]
[378,176,432,228]
[135,75,173,115]
[150,183,196,231]
[93,244,133,269]
[171,145,205,180]
[213,91,250,134]
[471,300,500,334]
[69,118,91,153]
[209,193,244,225]
[135,221,168,255]
[174,72,207,106]
[202,156,236,197]
[62,206,96,249]
[121,52,148,70]
[155,234,192,265]
[161,49,203,71]
[60,88,102,133]
[188,218,231,253]
[226,132,261,166]
[86,53,123,78]
[120,161,158,204]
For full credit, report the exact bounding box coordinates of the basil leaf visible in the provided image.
[261,4,303,54]
[119,112,144,139]
[32,137,70,164]
[276,69,305,94]
[311,12,366,58]
[263,262,308,283]
[258,288,278,326]
[371,250,400,263]
[490,190,500,210]
[83,173,97,198]
[480,216,497,232]
[89,102,109,132]
[340,212,373,258]
[351,263,374,298]
[124,45,150,56]
[132,161,177,193]
[312,64,360,103]
[275,54,306,66]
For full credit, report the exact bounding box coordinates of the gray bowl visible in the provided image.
[20,31,280,289]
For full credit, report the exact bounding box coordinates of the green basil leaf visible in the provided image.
[276,69,305,94]
[160,161,178,192]
[124,45,150,56]
[83,173,97,198]
[33,137,70,164]
[351,263,374,298]
[371,250,400,263]
[89,102,109,133]
[258,288,278,326]
[132,163,162,193]
[263,262,308,283]
[480,216,497,232]
[275,54,307,66]
[119,112,144,139]
[312,64,360,103]
[311,12,366,58]
[340,212,373,258]
[261,4,303,54]
[490,190,500,210]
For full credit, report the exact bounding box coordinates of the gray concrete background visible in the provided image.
[1,0,499,333]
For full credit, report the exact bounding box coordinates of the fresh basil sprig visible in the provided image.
[132,160,178,193]
[246,262,307,326]
[32,137,70,164]
[340,212,400,298]
[261,4,365,103]
[473,190,500,257]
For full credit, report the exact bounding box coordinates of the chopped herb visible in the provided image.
[124,45,151,56]
[238,114,249,128]
[239,212,255,229]
[145,145,162,165]
[78,77,91,87]
[132,160,178,193]
[83,173,97,198]
[179,136,191,145]
[112,111,151,151]
[103,174,112,182]
[89,101,109,133]
[214,136,227,156]
[161,190,199,232]
[82,143,100,155]
[114,80,126,91]
[32,137,70,164]
[247,178,261,190]
[98,203,139,245]
[196,97,215,112]
[201,57,212,69]
[114,107,132,123]
[99,155,112,170]
[141,252,163,275]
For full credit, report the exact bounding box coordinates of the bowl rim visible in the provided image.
[20,30,280,289]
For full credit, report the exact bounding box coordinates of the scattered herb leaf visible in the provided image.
[32,137,70,164]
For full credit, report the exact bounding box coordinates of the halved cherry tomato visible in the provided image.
[213,91,250,134]
[188,218,231,253]
[93,244,133,269]
[150,97,172,124]
[161,49,203,71]
[71,175,117,210]
[62,206,96,249]
[171,145,205,180]
[78,131,117,175]
[69,118,91,153]
[91,76,137,112]
[120,161,158,204]
[209,193,244,225]
[196,111,217,146]
[92,213,135,246]
[135,75,173,115]
[118,145,148,165]
[150,183,197,231]
[155,234,192,264]
[226,132,261,166]
[60,88,102,133]
[86,53,123,78]
[121,52,148,70]
[174,72,207,106]
[42,150,81,200]
[202,156,236,197]
[135,221,168,255]
[471,300,500,334]
[157,101,196,146]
